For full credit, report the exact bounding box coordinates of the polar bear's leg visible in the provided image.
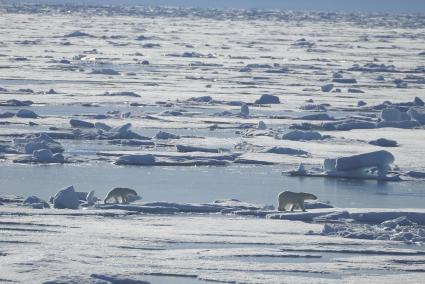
[114,196,119,203]
[299,201,306,212]
[278,201,286,211]
[278,196,286,211]
[290,203,295,211]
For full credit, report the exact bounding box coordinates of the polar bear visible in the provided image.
[104,187,139,204]
[278,191,317,212]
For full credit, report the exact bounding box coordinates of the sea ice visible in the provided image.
[186,95,213,103]
[255,94,280,104]
[298,113,334,121]
[103,91,140,97]
[321,215,425,243]
[64,30,92,37]
[280,130,325,141]
[321,83,334,92]
[381,108,403,122]
[103,123,147,140]
[376,120,420,129]
[347,88,365,93]
[263,147,308,156]
[332,78,357,84]
[154,131,180,140]
[53,186,81,209]
[369,138,398,147]
[240,104,249,117]
[407,106,425,124]
[16,109,38,118]
[91,69,120,75]
[333,120,376,131]
[0,111,15,118]
[95,122,112,131]
[70,119,95,128]
[257,121,267,129]
[32,149,65,163]
[1,99,33,106]
[22,196,50,209]
[333,150,394,172]
[176,145,223,153]
[14,133,64,154]
[86,190,96,206]
[406,171,425,178]
[116,154,156,166]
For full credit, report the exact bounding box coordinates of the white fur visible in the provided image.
[278,191,317,212]
[104,188,138,204]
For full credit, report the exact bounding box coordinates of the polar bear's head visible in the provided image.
[302,193,318,200]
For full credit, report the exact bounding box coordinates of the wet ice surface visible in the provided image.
[1,2,425,283]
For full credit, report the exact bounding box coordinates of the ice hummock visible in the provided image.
[285,150,405,181]
[324,150,395,179]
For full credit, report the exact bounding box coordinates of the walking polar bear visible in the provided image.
[278,191,317,212]
[104,187,139,204]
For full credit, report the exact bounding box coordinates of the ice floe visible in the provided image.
[407,107,425,125]
[52,186,81,209]
[263,146,309,156]
[321,83,334,92]
[13,133,64,154]
[116,154,156,166]
[70,118,94,128]
[280,130,326,141]
[284,150,409,181]
[32,148,65,163]
[369,138,398,147]
[255,94,280,104]
[22,196,50,209]
[16,109,38,118]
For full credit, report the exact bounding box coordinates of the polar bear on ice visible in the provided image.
[104,187,139,204]
[278,191,317,212]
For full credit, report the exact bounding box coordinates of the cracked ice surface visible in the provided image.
[1,2,425,283]
[1,206,425,283]
[0,3,424,172]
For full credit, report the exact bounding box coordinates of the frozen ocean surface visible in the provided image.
[1,1,425,283]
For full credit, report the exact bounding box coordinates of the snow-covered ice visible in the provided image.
[1,1,425,283]
[2,200,425,283]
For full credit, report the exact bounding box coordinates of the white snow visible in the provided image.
[0,2,425,283]
[2,203,425,283]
